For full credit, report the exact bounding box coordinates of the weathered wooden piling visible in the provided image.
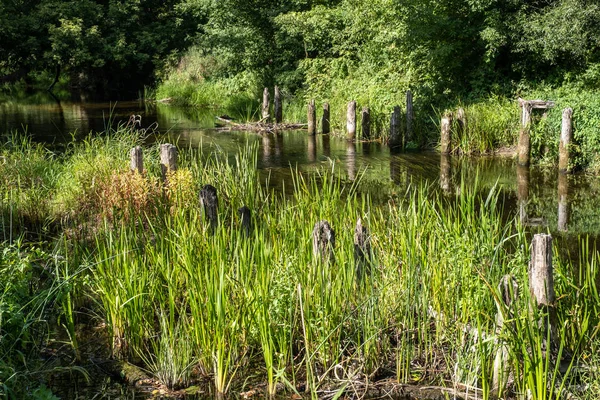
[558,173,569,232]
[456,107,466,135]
[274,86,282,123]
[406,90,414,142]
[200,184,218,231]
[389,106,402,148]
[440,155,452,195]
[361,107,370,140]
[347,101,357,140]
[238,206,251,237]
[312,220,335,263]
[492,275,519,395]
[354,218,371,281]
[559,107,573,173]
[322,103,330,134]
[517,101,533,166]
[307,100,316,135]
[262,87,270,121]
[517,165,529,224]
[529,233,558,346]
[130,146,143,174]
[160,143,177,181]
[440,112,453,154]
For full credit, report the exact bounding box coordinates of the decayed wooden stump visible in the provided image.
[361,106,370,140]
[200,184,219,231]
[347,100,357,140]
[322,103,330,134]
[307,100,316,136]
[389,106,402,149]
[354,218,371,281]
[262,87,270,121]
[440,112,452,154]
[312,220,335,263]
[559,107,573,173]
[130,146,143,174]
[160,143,178,181]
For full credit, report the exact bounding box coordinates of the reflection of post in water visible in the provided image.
[275,133,283,158]
[362,142,372,156]
[558,173,569,232]
[346,141,356,181]
[307,134,317,163]
[440,155,452,195]
[390,156,407,186]
[262,133,273,166]
[516,165,530,224]
[322,135,331,158]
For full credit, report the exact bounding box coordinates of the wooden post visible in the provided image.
[529,234,557,346]
[492,275,519,395]
[456,107,466,135]
[361,106,370,140]
[389,106,402,148]
[307,100,316,135]
[406,90,414,142]
[559,107,573,173]
[354,218,371,281]
[518,101,532,166]
[440,155,452,195]
[130,146,143,174]
[312,221,335,263]
[347,101,357,140]
[274,86,282,123]
[238,206,251,237]
[262,87,270,121]
[321,103,330,135]
[160,143,177,181]
[200,184,218,231]
[517,165,529,224]
[558,173,569,232]
[346,141,356,181]
[440,112,453,154]
[307,134,317,163]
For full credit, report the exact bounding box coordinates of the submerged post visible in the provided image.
[312,220,335,263]
[354,218,371,281]
[347,100,357,140]
[130,146,143,174]
[262,87,270,121]
[361,106,370,140]
[406,90,414,142]
[529,234,557,346]
[200,184,219,232]
[274,86,282,123]
[160,143,178,181]
[389,106,402,149]
[440,112,453,154]
[307,100,316,135]
[559,107,573,173]
[322,103,330,134]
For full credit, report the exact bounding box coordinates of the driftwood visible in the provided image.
[215,116,306,133]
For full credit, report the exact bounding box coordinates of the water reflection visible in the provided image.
[440,155,452,195]
[558,173,570,232]
[307,134,317,163]
[517,165,530,224]
[346,141,356,180]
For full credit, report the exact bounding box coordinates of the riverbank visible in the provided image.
[1,126,600,398]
